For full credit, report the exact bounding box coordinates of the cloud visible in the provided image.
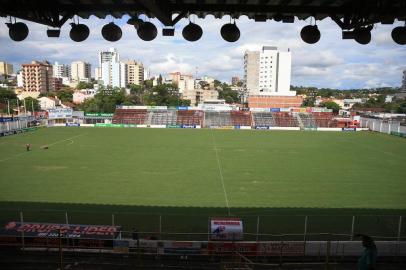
[0,16,405,89]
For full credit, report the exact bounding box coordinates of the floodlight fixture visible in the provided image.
[137,21,157,41]
[6,22,29,41]
[220,22,240,42]
[300,25,321,44]
[182,22,203,42]
[101,22,122,42]
[69,23,90,42]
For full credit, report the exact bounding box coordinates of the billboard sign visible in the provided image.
[210,218,243,240]
[0,221,121,240]
[48,108,72,119]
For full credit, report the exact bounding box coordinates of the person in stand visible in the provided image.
[355,234,377,270]
[25,143,31,151]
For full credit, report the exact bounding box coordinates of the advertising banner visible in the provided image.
[208,242,257,256]
[255,126,270,130]
[66,123,80,127]
[161,241,203,255]
[0,117,13,122]
[258,242,305,256]
[342,127,356,131]
[271,108,280,112]
[85,113,114,117]
[148,106,167,110]
[210,218,243,240]
[0,221,121,240]
[177,106,189,110]
[48,108,72,119]
[181,125,196,128]
[167,125,181,128]
[34,111,48,119]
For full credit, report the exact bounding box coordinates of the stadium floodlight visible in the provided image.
[220,22,240,42]
[354,27,371,45]
[137,21,157,41]
[69,23,90,42]
[300,25,321,44]
[391,26,406,45]
[101,22,122,42]
[6,22,29,42]
[182,22,203,42]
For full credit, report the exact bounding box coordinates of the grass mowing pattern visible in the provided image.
[0,127,405,240]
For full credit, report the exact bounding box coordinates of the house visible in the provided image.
[38,96,61,110]
[73,89,96,104]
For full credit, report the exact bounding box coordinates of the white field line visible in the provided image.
[210,130,231,216]
[0,133,85,163]
[66,139,74,146]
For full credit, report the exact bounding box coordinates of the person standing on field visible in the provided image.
[25,144,31,151]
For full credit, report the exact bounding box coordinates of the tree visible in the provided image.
[320,101,340,113]
[129,84,143,94]
[0,87,17,100]
[302,97,315,107]
[23,97,40,112]
[76,81,94,89]
[219,87,239,104]
[213,80,222,88]
[56,89,73,102]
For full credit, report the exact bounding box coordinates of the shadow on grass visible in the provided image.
[0,201,405,241]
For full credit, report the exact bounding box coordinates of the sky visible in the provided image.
[0,15,405,89]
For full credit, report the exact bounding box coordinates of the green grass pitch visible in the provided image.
[0,127,405,240]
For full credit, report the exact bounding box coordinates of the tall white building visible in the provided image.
[71,61,91,82]
[101,58,127,88]
[98,48,119,73]
[53,62,70,78]
[244,46,294,96]
[98,48,127,87]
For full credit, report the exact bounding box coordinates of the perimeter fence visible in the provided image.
[0,209,403,242]
[360,117,406,135]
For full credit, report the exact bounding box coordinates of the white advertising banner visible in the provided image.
[47,108,73,119]
[210,218,243,240]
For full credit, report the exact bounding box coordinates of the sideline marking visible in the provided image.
[0,133,85,162]
[210,130,231,216]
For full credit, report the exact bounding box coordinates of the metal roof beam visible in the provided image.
[136,0,174,26]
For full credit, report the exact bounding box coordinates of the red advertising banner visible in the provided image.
[1,221,121,239]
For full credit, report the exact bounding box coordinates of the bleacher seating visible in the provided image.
[111,108,337,129]
[298,113,317,128]
[149,110,177,125]
[272,112,299,127]
[312,112,336,127]
[176,110,203,126]
[230,111,252,126]
[252,112,276,127]
[204,111,232,127]
[112,109,148,124]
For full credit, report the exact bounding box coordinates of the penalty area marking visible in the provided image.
[210,129,231,216]
[0,133,85,163]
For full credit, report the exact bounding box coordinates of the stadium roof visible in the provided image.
[0,0,405,28]
[1,0,405,44]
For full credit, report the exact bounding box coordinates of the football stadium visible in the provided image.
[1,0,406,269]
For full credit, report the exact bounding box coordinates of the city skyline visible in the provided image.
[0,16,405,89]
